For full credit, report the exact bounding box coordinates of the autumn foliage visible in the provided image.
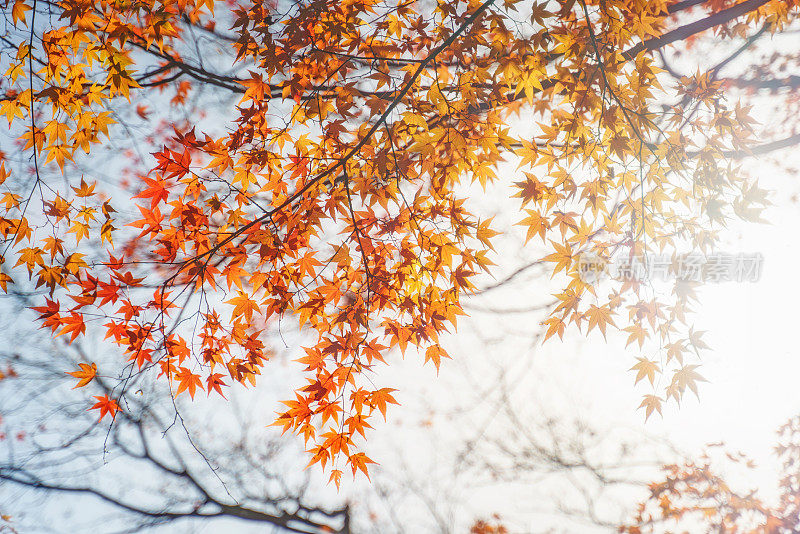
[621,415,800,533]
[0,0,797,482]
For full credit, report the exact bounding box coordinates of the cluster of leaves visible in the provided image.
[470,516,509,534]
[621,415,800,533]
[0,0,795,481]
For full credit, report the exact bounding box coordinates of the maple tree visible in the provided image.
[1,0,799,482]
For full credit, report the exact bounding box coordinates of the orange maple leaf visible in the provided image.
[90,394,119,421]
[66,362,97,388]
[175,367,202,399]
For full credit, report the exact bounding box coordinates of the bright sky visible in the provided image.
[646,164,800,500]
[356,154,800,531]
[539,158,800,505]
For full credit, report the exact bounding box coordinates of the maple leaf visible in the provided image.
[306,445,331,471]
[370,388,399,420]
[90,395,119,421]
[623,324,648,348]
[0,272,11,292]
[638,394,663,421]
[476,218,500,251]
[630,357,659,386]
[688,327,710,352]
[424,344,450,371]
[226,291,260,322]
[542,316,566,341]
[11,0,32,26]
[348,452,376,479]
[585,305,616,338]
[175,367,202,399]
[206,373,227,398]
[133,176,170,208]
[57,313,86,343]
[67,362,97,388]
[328,469,343,490]
[671,365,707,399]
[518,209,550,242]
[530,1,553,26]
[543,241,573,276]
[71,178,96,198]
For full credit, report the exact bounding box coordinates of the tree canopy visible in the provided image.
[0,0,797,484]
